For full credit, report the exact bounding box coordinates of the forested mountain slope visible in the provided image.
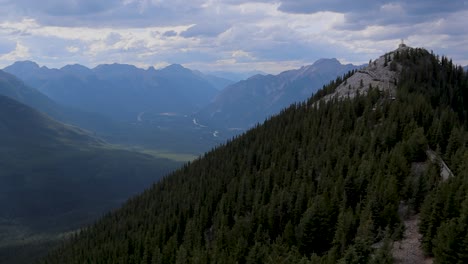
[41,48,468,263]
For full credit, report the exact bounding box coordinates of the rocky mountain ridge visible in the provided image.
[323,45,411,101]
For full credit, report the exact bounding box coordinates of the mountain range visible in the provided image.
[197,58,361,129]
[0,66,223,154]
[4,62,221,122]
[4,58,362,153]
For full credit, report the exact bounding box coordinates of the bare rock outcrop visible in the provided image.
[323,45,411,101]
[392,215,433,264]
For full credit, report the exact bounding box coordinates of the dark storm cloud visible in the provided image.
[0,0,206,27]
[0,0,467,71]
[278,0,468,29]
[4,0,120,16]
[278,0,384,13]
[163,30,178,37]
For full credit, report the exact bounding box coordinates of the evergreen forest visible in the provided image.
[40,48,468,263]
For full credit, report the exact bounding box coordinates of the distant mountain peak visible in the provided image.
[313,58,341,66]
[304,58,345,73]
[11,60,40,67]
[60,64,93,76]
[162,64,189,72]
[94,63,138,70]
[5,60,41,72]
[158,64,193,76]
[92,63,141,77]
[61,64,89,71]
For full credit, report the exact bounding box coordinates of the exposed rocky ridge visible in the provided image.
[324,45,411,101]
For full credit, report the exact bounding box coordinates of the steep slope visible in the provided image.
[0,95,180,263]
[0,95,100,147]
[197,58,360,130]
[0,70,62,118]
[0,69,124,139]
[41,48,468,263]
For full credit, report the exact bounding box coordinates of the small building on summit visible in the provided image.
[399,39,407,48]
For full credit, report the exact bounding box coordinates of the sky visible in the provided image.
[0,0,467,74]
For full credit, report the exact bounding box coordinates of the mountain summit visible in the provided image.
[5,60,41,74]
[323,45,411,101]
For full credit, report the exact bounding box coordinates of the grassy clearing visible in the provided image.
[104,144,199,162]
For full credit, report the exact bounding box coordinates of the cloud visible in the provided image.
[278,0,468,30]
[66,46,80,53]
[1,0,119,15]
[181,23,231,38]
[0,0,206,27]
[105,32,122,45]
[0,42,30,63]
[163,30,177,37]
[278,0,381,14]
[0,0,467,71]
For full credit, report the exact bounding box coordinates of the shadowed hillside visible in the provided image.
[0,95,181,263]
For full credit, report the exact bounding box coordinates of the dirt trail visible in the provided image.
[392,215,433,264]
